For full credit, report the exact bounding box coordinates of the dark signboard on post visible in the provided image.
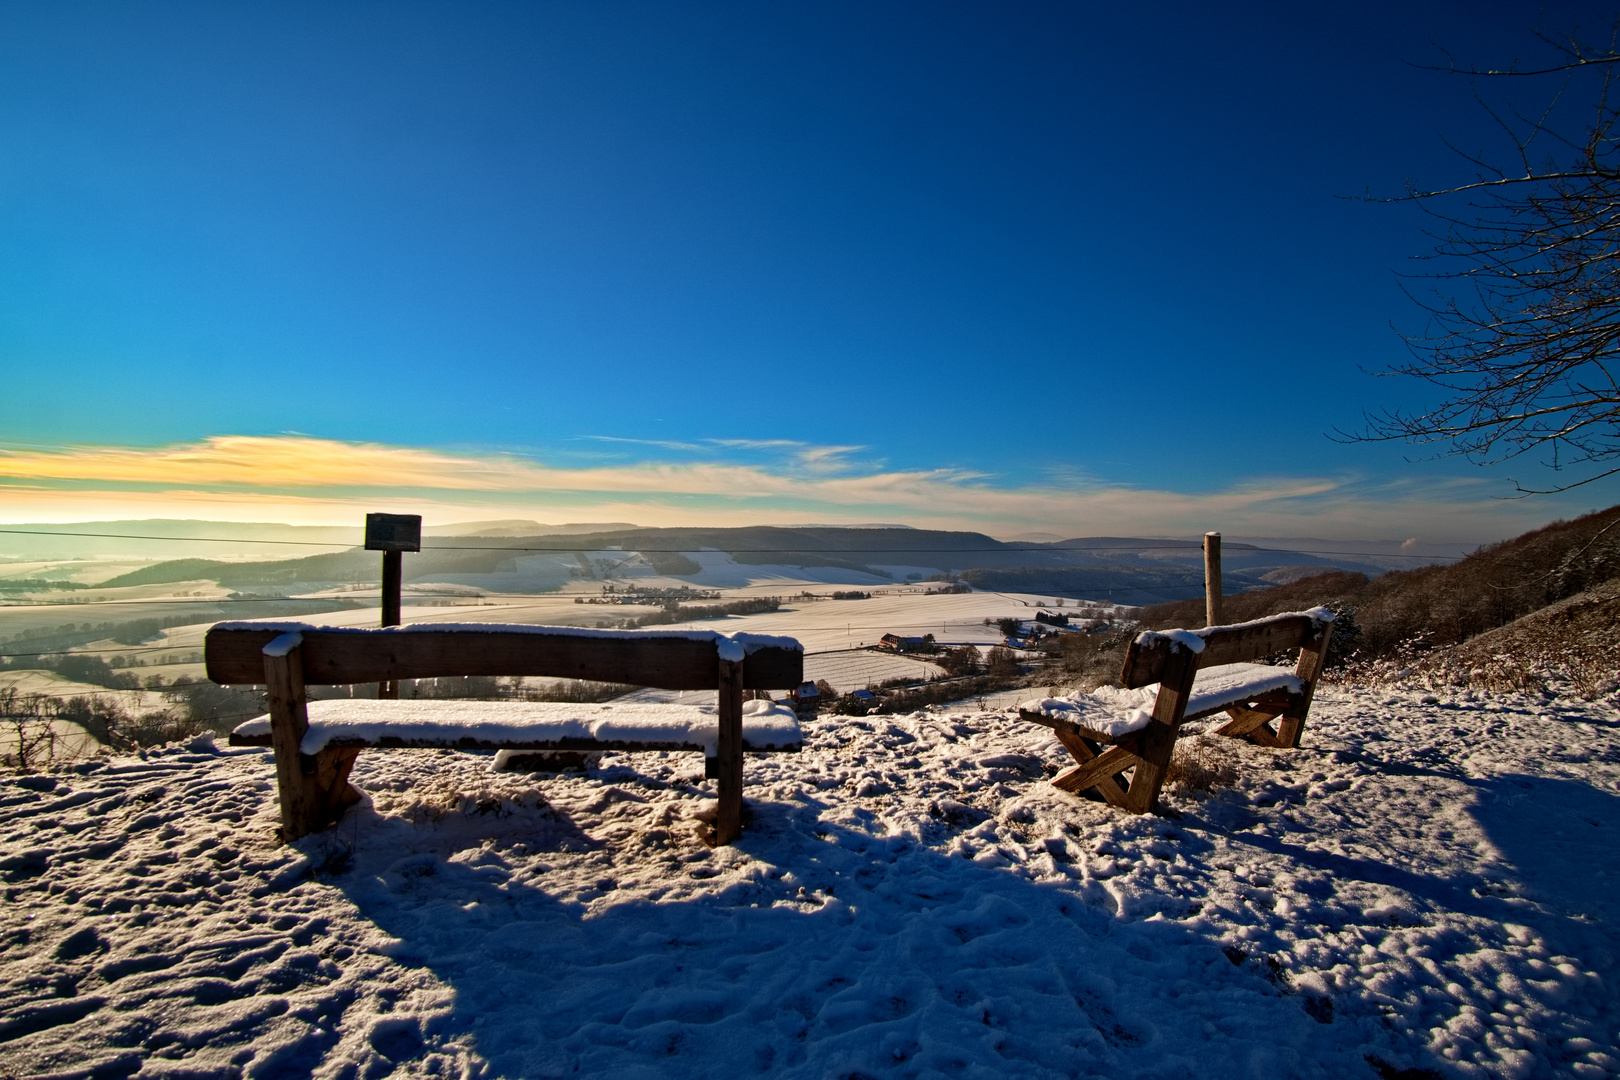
[364,513,422,553]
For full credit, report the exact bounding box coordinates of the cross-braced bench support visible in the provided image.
[208,622,804,845]
[1021,608,1335,814]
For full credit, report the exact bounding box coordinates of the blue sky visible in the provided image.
[3,1,1617,540]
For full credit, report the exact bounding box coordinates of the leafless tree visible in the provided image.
[1,688,58,770]
[1349,21,1620,493]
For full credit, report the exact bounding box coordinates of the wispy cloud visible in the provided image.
[0,435,1562,541]
[577,435,709,453]
[706,438,805,451]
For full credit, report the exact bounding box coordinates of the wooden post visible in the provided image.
[379,549,402,699]
[263,632,316,841]
[1204,531,1222,628]
[714,655,744,844]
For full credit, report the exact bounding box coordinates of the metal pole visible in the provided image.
[363,512,420,701]
[381,550,402,628]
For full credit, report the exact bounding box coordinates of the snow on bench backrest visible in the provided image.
[1121,608,1335,689]
[205,621,804,691]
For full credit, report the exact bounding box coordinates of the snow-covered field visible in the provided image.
[3,683,1617,1079]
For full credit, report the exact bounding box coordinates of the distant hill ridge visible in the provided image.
[88,523,1448,602]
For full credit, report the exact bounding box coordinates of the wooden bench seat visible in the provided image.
[1016,608,1335,813]
[229,698,803,754]
[205,620,804,844]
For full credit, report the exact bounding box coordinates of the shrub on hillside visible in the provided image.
[938,645,982,677]
[48,654,141,691]
[986,645,1021,680]
[164,678,266,734]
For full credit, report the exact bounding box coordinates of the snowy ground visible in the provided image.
[2,683,1618,1079]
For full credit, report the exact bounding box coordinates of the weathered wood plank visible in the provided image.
[1121,614,1319,688]
[263,637,316,842]
[1279,619,1334,748]
[1052,729,1130,807]
[1051,743,1140,796]
[206,627,803,690]
[1197,615,1322,670]
[1118,642,1198,812]
[1245,722,1285,748]
[1214,705,1283,738]
[309,747,363,825]
[1122,722,1178,813]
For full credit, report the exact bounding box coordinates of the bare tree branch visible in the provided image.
[1341,19,1620,494]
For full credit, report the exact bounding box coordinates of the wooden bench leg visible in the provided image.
[1215,706,1284,745]
[1279,618,1331,750]
[1051,729,1132,808]
[304,747,364,829]
[264,634,364,841]
[1122,722,1177,814]
[264,635,317,842]
[714,656,744,845]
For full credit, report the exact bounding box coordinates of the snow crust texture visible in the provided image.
[3,684,1619,1079]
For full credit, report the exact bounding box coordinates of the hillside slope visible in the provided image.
[1411,577,1620,696]
[1134,505,1620,659]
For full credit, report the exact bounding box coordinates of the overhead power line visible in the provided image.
[0,644,197,659]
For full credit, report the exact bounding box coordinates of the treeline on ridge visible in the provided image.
[1044,506,1620,690]
[1134,506,1620,653]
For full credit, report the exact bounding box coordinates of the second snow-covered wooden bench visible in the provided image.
[1017,608,1335,813]
[206,621,804,845]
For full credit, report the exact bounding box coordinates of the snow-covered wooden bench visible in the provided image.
[205,622,804,845]
[1017,608,1335,813]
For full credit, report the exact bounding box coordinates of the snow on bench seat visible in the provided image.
[231,698,802,757]
[1020,663,1305,739]
[1016,693,1154,740]
[1181,662,1303,717]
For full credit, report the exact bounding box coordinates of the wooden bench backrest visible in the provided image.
[206,623,804,691]
[1120,610,1332,690]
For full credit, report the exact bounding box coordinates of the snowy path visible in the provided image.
[2,684,1617,1079]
